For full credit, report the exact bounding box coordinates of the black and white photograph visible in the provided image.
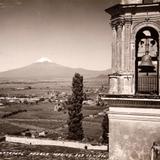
[0,0,160,160]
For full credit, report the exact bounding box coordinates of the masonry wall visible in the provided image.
[109,107,160,160]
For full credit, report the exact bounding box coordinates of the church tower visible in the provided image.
[104,1,160,160]
[106,0,160,95]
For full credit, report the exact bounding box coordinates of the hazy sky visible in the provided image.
[0,0,118,72]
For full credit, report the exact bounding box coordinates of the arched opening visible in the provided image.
[135,27,159,95]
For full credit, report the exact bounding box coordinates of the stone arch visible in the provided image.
[133,22,159,94]
[132,21,160,40]
[130,21,160,94]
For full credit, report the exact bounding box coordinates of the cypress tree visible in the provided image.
[102,113,109,144]
[67,73,84,140]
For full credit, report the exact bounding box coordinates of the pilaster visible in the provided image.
[123,18,132,72]
[117,21,124,72]
[111,25,117,72]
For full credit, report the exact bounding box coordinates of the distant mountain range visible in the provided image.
[0,59,111,81]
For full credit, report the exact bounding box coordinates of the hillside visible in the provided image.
[0,61,108,81]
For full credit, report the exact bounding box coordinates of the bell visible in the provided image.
[138,52,155,73]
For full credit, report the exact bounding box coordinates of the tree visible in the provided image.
[102,113,109,144]
[67,73,84,140]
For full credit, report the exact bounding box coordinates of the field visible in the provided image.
[0,77,108,96]
[0,102,106,141]
[0,79,108,159]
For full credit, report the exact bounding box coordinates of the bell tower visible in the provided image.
[106,0,160,95]
[103,1,160,160]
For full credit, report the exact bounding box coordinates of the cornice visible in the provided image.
[105,3,160,19]
[109,113,160,122]
[110,13,160,29]
[100,95,160,108]
[108,107,160,122]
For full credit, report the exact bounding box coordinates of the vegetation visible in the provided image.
[67,73,84,141]
[102,113,109,144]
[0,79,108,143]
[2,109,27,118]
[0,122,25,136]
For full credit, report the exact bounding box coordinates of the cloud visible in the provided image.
[0,0,23,8]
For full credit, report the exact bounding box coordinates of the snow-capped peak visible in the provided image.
[36,57,53,63]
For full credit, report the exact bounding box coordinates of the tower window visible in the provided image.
[135,27,159,95]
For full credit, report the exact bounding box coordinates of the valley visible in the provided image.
[0,60,109,159]
[0,78,108,141]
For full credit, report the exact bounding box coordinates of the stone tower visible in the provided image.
[103,1,160,160]
[106,0,160,95]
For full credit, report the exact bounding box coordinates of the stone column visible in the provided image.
[124,19,132,72]
[112,25,117,72]
[117,22,123,72]
[109,19,134,95]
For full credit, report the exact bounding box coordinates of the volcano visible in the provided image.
[0,59,107,81]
